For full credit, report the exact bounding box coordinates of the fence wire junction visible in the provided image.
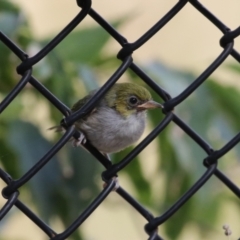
[1,0,240,239]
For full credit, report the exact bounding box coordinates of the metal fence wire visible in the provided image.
[1,0,240,239]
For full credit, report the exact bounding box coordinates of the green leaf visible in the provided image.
[0,138,18,178]
[112,147,152,205]
[78,64,100,91]
[55,145,100,225]
[0,12,20,35]
[141,61,240,238]
[0,1,32,92]
[0,0,19,14]
[43,20,122,64]
[6,121,101,236]
[206,80,240,131]
[7,120,63,221]
[226,63,240,74]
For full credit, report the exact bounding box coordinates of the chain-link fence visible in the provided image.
[1,0,240,239]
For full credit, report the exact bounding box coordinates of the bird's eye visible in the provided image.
[128,96,138,106]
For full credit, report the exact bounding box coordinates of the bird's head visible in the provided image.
[104,82,162,117]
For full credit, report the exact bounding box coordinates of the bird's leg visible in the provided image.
[101,154,120,190]
[102,152,111,160]
[103,176,120,191]
[112,176,120,190]
[72,131,87,147]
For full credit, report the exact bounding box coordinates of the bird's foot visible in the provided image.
[103,176,120,191]
[72,132,87,147]
[102,153,111,161]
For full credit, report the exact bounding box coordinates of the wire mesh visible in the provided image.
[1,0,240,239]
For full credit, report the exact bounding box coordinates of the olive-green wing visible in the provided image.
[71,90,98,119]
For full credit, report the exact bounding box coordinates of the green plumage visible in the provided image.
[71,82,152,118]
[51,82,161,153]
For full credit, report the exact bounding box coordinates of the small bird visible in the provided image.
[51,82,162,155]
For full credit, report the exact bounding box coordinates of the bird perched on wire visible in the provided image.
[50,82,162,155]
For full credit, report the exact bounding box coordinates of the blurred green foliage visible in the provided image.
[1,1,240,240]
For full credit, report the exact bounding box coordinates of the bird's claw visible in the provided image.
[103,176,120,191]
[72,132,86,147]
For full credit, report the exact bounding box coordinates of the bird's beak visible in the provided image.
[137,100,163,110]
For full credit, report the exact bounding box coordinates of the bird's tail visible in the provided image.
[48,125,64,132]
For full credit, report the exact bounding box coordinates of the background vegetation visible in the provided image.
[1,1,240,239]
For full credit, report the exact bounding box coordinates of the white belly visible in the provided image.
[78,107,146,153]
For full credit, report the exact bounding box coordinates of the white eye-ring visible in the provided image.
[128,96,139,106]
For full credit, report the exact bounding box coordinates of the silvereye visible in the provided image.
[52,83,162,154]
